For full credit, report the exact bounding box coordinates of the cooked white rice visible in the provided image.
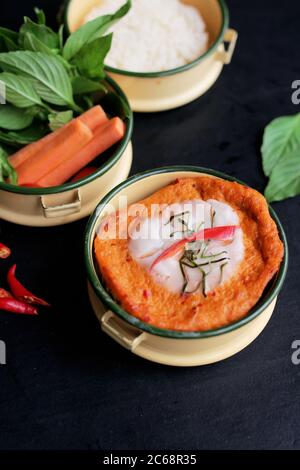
[84,0,208,73]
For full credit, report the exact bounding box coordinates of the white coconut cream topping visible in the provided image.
[129,200,244,295]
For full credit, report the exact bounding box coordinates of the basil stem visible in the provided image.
[199,269,207,297]
[179,259,188,294]
[210,208,216,228]
[181,257,230,269]
[166,211,190,226]
[219,262,228,285]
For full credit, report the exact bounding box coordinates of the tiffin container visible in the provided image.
[0,77,133,227]
[85,166,288,367]
[66,0,238,112]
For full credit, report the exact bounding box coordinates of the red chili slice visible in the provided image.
[7,264,50,307]
[150,226,238,271]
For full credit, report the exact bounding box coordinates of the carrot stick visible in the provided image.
[78,105,108,130]
[37,117,126,188]
[71,166,98,182]
[9,106,108,169]
[17,120,93,186]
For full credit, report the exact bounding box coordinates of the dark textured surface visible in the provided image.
[0,0,299,451]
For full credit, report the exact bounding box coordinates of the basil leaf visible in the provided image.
[265,149,300,202]
[19,17,59,50]
[26,105,48,120]
[0,28,19,52]
[34,8,46,25]
[72,34,112,79]
[0,132,19,147]
[262,113,300,201]
[0,72,43,108]
[21,32,57,54]
[81,95,94,109]
[0,38,18,52]
[0,145,17,184]
[0,105,34,130]
[0,124,48,146]
[262,114,300,177]
[63,0,131,61]
[15,124,48,142]
[0,145,9,181]
[0,27,19,44]
[20,33,72,72]
[58,25,64,52]
[48,110,73,131]
[72,76,107,95]
[0,51,75,108]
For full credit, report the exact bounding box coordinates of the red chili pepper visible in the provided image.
[0,298,38,315]
[71,167,97,182]
[150,226,238,271]
[7,264,50,307]
[0,288,13,299]
[0,243,11,259]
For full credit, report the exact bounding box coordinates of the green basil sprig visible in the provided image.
[63,0,131,61]
[0,146,17,184]
[262,114,300,202]
[0,1,131,184]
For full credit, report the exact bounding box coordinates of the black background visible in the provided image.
[0,0,300,451]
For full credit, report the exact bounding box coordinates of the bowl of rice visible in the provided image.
[65,0,238,112]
